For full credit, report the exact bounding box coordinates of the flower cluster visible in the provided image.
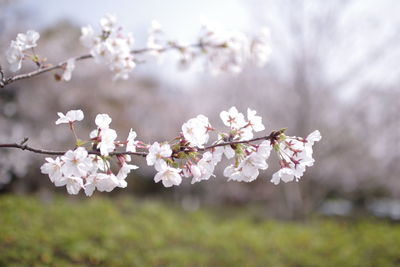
[250,28,272,67]
[6,30,40,72]
[80,14,136,80]
[41,110,138,195]
[223,141,271,183]
[147,20,164,55]
[40,108,321,196]
[220,106,265,141]
[271,130,322,185]
[199,22,272,74]
[4,15,272,85]
[146,19,272,74]
[199,21,251,74]
[60,58,76,82]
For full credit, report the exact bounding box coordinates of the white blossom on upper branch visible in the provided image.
[3,15,272,86]
[6,30,40,72]
[80,14,136,80]
[61,58,76,81]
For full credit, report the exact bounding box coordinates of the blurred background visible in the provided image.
[1,0,400,265]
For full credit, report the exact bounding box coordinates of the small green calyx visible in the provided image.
[273,143,280,152]
[188,152,198,159]
[75,139,86,147]
[32,55,39,63]
[177,151,187,159]
[235,144,244,155]
[170,162,179,168]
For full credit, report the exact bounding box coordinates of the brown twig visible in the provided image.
[0,65,5,87]
[0,130,284,157]
[0,142,148,157]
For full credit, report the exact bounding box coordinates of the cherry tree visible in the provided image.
[0,14,321,195]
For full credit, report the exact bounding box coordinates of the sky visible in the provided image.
[12,0,251,39]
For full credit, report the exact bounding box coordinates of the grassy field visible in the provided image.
[1,195,400,266]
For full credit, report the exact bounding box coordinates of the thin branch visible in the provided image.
[0,142,148,157]
[2,54,92,87]
[0,42,219,88]
[0,64,4,87]
[0,130,283,157]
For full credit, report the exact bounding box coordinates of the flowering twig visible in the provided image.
[0,54,91,88]
[2,14,271,87]
[0,108,320,196]
[0,43,220,89]
[0,130,281,157]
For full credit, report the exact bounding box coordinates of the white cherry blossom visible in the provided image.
[251,28,272,67]
[247,108,265,132]
[80,25,99,48]
[306,130,322,148]
[116,163,138,188]
[15,30,40,50]
[220,106,246,129]
[83,174,98,196]
[154,161,182,187]
[147,20,164,56]
[182,115,211,147]
[55,110,84,125]
[57,176,84,195]
[6,42,24,72]
[61,147,92,177]
[258,140,272,158]
[146,142,172,170]
[91,42,114,64]
[61,58,76,81]
[84,173,119,196]
[97,128,117,156]
[95,114,112,129]
[126,129,137,152]
[40,157,63,183]
[271,168,295,185]
[190,152,216,184]
[95,173,119,192]
[100,14,118,32]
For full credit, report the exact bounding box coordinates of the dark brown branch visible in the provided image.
[198,129,284,151]
[0,129,284,157]
[0,143,148,157]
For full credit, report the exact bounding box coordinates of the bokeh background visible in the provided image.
[1,0,400,265]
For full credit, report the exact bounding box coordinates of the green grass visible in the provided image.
[1,195,400,266]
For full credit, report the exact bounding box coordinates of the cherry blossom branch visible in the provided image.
[2,14,271,87]
[0,108,320,195]
[0,130,283,157]
[198,129,285,151]
[0,141,146,157]
[0,54,91,88]
[0,42,220,88]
